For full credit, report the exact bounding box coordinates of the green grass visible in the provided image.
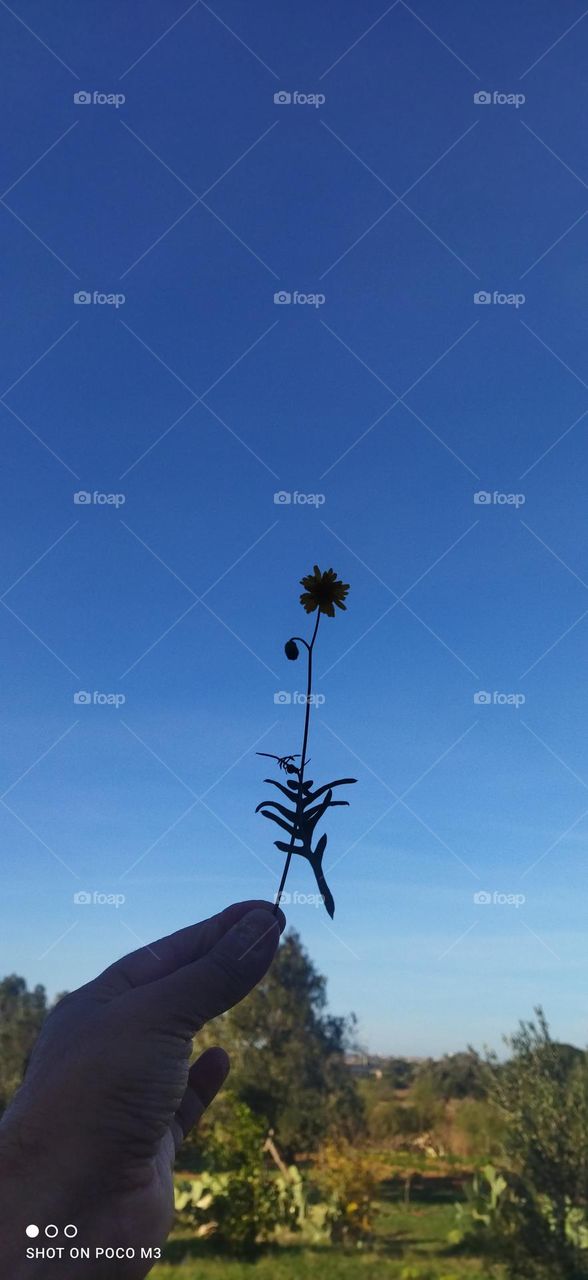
[151,1198,500,1280]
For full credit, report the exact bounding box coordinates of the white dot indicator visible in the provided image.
[25,1225,39,1238]
[45,1225,58,1238]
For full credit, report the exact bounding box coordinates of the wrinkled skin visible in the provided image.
[0,900,284,1279]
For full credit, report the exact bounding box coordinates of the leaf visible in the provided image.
[263,779,299,800]
[255,800,297,822]
[302,800,348,823]
[260,811,296,837]
[274,838,310,857]
[317,878,335,919]
[303,779,357,805]
[303,789,334,832]
[257,766,354,919]
[313,832,327,861]
[308,834,335,918]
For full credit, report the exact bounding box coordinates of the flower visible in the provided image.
[284,639,299,660]
[299,565,350,617]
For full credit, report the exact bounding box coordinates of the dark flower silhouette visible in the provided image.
[256,566,356,919]
[299,565,350,616]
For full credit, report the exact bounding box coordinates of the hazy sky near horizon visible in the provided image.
[2,0,588,1055]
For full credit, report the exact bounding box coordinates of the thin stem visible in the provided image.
[289,635,311,652]
[274,611,321,912]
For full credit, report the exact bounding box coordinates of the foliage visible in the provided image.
[451,1009,588,1278]
[196,930,364,1157]
[416,1051,488,1102]
[174,1167,300,1256]
[409,1074,445,1133]
[384,1057,418,1090]
[256,759,356,919]
[368,1098,438,1144]
[449,1162,509,1247]
[451,1165,588,1278]
[493,1008,588,1277]
[452,1099,507,1160]
[176,1095,301,1255]
[399,1271,460,1280]
[199,1091,267,1171]
[311,1140,379,1245]
[149,1179,499,1279]
[367,1098,406,1141]
[0,975,47,1112]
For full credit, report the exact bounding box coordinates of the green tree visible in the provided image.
[417,1050,488,1101]
[453,1098,506,1159]
[383,1057,417,1090]
[177,1093,299,1255]
[486,1008,588,1278]
[0,975,47,1112]
[197,930,363,1157]
[410,1073,445,1131]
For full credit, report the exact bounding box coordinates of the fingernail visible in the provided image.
[235,908,279,954]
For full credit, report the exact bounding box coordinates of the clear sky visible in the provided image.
[1,0,588,1056]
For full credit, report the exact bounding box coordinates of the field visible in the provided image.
[152,1169,498,1280]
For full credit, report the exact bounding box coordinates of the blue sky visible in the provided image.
[1,0,588,1055]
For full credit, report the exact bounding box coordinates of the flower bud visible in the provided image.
[284,639,299,661]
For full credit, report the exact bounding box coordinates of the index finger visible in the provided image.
[91,899,286,997]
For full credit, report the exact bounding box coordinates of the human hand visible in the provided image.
[0,899,284,1278]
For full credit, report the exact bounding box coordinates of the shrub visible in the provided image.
[451,1011,588,1278]
[452,1098,506,1159]
[368,1098,404,1141]
[311,1139,379,1245]
[176,1094,301,1255]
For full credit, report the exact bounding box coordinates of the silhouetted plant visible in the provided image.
[256,566,356,918]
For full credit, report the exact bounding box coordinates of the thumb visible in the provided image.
[171,1047,231,1151]
[146,907,282,1033]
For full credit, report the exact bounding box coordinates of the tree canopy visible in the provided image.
[198,929,364,1156]
[0,975,48,1112]
[416,1050,489,1101]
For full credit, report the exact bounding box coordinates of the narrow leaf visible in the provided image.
[303,778,357,805]
[255,800,297,821]
[260,811,296,836]
[263,779,299,800]
[313,832,327,862]
[274,840,296,854]
[304,789,333,830]
[303,800,348,823]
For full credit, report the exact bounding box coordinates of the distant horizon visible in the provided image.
[4,942,586,1061]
